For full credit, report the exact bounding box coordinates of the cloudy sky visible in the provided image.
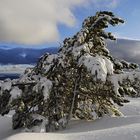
[0,0,140,47]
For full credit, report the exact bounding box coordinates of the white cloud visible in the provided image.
[0,0,88,44]
[0,64,34,74]
[0,0,119,45]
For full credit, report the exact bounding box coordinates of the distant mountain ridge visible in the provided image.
[0,38,140,65]
[0,47,58,64]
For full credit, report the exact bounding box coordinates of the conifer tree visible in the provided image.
[0,11,139,132]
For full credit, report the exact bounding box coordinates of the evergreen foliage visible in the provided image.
[0,11,140,132]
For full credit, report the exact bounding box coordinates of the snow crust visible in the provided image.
[1,81,12,91]
[43,54,57,73]
[79,54,113,81]
[72,44,90,57]
[33,77,52,100]
[109,71,140,95]
[10,87,22,100]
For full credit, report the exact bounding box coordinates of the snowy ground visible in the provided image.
[0,98,140,140]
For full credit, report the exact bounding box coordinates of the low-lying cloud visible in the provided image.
[0,0,119,44]
[0,64,33,74]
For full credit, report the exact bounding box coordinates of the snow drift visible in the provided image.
[1,98,140,140]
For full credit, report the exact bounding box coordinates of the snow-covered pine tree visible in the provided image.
[0,11,140,132]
